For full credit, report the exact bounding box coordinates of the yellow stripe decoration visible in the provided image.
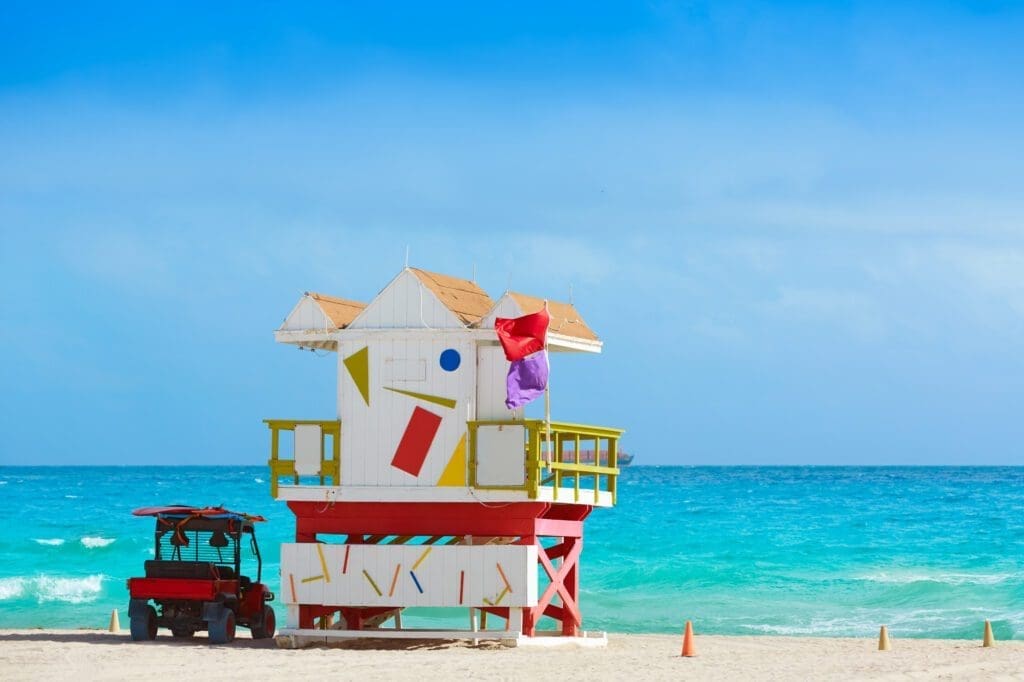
[482,597,494,606]
[384,387,456,409]
[362,569,383,597]
[494,587,510,605]
[343,346,370,406]
[412,546,432,571]
[316,543,331,583]
[301,574,325,583]
[436,433,467,487]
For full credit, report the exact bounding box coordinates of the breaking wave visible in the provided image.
[0,575,105,603]
[80,536,116,549]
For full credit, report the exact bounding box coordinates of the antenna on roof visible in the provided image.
[506,270,512,293]
[404,245,410,269]
[569,283,574,305]
[472,263,476,283]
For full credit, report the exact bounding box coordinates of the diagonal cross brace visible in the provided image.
[535,539,582,628]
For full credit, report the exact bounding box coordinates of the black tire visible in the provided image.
[208,609,236,644]
[250,605,276,640]
[130,605,158,641]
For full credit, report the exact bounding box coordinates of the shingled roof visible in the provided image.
[408,268,495,326]
[507,292,599,342]
[307,292,367,329]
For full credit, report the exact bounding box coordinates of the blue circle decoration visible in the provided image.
[439,349,461,372]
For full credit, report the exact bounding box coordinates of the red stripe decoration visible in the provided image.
[459,570,465,605]
[390,406,442,477]
[496,562,512,593]
[342,545,350,574]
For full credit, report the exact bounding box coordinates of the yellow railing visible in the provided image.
[467,420,624,505]
[265,419,341,497]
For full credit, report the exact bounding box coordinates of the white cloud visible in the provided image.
[509,233,617,288]
[763,286,886,341]
[59,230,176,294]
[933,243,1024,318]
[691,317,746,344]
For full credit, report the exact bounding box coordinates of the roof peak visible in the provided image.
[503,291,599,342]
[406,267,494,325]
[304,292,366,329]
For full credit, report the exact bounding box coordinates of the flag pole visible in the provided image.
[543,300,552,467]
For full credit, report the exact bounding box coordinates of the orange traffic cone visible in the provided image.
[878,625,891,651]
[681,620,697,657]
[983,620,995,648]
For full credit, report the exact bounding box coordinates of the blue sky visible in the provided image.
[2,2,1023,465]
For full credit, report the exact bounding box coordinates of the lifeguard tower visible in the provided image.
[266,267,623,645]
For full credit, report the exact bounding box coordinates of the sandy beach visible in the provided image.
[0,629,1020,681]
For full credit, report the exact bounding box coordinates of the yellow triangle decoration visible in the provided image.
[343,346,370,406]
[383,386,456,409]
[437,433,467,487]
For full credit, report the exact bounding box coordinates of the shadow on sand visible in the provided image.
[0,630,275,649]
[0,630,497,652]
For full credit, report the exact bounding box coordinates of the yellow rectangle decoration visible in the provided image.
[316,543,331,583]
[412,546,432,571]
[362,569,383,597]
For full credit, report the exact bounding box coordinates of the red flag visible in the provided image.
[494,307,549,361]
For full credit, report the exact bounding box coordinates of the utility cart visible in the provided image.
[126,506,276,644]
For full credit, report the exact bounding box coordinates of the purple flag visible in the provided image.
[505,350,549,409]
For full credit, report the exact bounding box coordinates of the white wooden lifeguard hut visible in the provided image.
[267,267,623,644]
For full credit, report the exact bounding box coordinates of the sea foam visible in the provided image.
[80,536,116,549]
[36,575,104,603]
[0,577,26,600]
[33,538,66,546]
[859,571,1016,586]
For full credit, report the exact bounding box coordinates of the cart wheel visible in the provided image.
[171,627,195,639]
[250,605,276,639]
[208,609,236,644]
[130,605,158,641]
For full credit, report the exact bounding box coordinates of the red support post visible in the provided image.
[298,605,315,629]
[529,535,583,636]
[561,537,580,636]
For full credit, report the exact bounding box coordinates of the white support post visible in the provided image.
[543,300,552,467]
[508,608,523,634]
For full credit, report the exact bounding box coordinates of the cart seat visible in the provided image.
[144,560,218,580]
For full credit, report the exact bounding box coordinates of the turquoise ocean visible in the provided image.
[1,466,1022,639]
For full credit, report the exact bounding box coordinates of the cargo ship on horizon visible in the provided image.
[558,449,634,466]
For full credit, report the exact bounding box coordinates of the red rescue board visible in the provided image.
[390,406,442,477]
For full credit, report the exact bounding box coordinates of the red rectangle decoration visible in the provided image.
[390,406,443,477]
